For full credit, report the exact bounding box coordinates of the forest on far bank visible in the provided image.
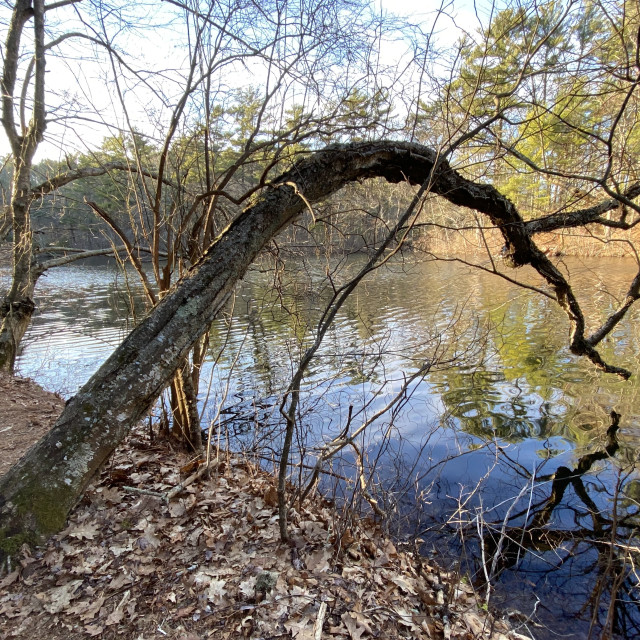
[2,0,639,263]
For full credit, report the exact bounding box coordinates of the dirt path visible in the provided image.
[0,372,65,477]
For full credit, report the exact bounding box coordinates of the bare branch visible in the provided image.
[44,0,82,11]
[85,200,158,305]
[36,245,166,272]
[525,183,640,234]
[29,162,178,201]
[1,0,35,151]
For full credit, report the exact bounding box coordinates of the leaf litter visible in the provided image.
[0,420,528,640]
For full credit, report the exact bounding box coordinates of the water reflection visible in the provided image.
[4,255,640,639]
[478,412,639,638]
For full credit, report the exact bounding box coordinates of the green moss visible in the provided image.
[27,491,70,533]
[0,480,73,562]
[0,528,38,556]
[5,478,73,547]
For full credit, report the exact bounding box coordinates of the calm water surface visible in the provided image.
[3,256,640,638]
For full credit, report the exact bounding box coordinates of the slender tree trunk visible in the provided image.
[169,361,203,452]
[0,0,47,371]
[0,163,40,371]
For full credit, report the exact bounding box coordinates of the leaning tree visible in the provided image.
[2,0,639,559]
[1,139,639,558]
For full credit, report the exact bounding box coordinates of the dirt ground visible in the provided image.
[0,374,527,640]
[0,372,65,477]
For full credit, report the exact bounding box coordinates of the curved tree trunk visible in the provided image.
[0,140,633,560]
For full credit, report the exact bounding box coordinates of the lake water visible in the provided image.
[3,255,640,639]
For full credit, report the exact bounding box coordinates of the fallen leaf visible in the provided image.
[84,624,105,637]
[65,523,100,540]
[67,595,105,621]
[391,575,417,595]
[394,606,422,633]
[107,573,130,591]
[100,487,123,504]
[136,563,156,576]
[105,590,130,626]
[301,520,327,538]
[187,526,204,546]
[264,485,278,507]
[306,546,332,573]
[341,612,369,640]
[239,576,256,599]
[109,540,133,557]
[207,579,227,602]
[339,528,355,549]
[168,501,186,518]
[0,571,19,588]
[140,523,160,549]
[362,539,377,558]
[284,615,314,639]
[37,579,83,614]
[176,605,195,618]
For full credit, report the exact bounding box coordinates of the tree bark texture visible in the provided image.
[0,141,635,559]
[0,163,38,371]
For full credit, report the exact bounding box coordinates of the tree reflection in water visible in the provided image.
[477,412,640,639]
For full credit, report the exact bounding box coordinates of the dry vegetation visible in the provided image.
[414,199,640,259]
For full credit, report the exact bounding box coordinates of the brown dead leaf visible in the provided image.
[180,458,205,475]
[176,604,196,618]
[306,546,332,573]
[264,485,278,507]
[139,523,160,549]
[362,539,377,558]
[284,615,314,639]
[464,610,488,636]
[382,540,397,557]
[338,528,355,549]
[107,573,130,591]
[0,570,19,588]
[169,500,187,518]
[105,589,130,626]
[65,522,100,540]
[187,525,204,546]
[107,468,130,485]
[394,607,422,634]
[136,563,157,576]
[391,575,417,595]
[36,579,83,614]
[99,487,123,504]
[84,623,105,636]
[373,553,391,567]
[66,595,105,621]
[341,611,370,640]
